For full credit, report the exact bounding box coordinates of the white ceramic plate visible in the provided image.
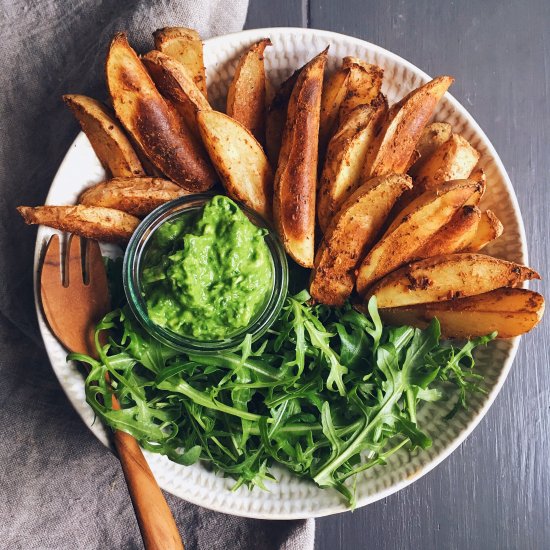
[34,28,527,519]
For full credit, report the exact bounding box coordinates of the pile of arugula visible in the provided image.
[71,291,494,507]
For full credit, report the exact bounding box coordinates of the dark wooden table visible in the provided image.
[245,1,550,549]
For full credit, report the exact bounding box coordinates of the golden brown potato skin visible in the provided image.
[226,39,271,145]
[311,174,412,306]
[366,253,540,308]
[197,110,273,220]
[338,57,384,123]
[317,96,387,232]
[408,121,452,176]
[414,204,481,258]
[78,177,188,217]
[378,288,545,338]
[105,33,216,192]
[63,94,145,178]
[415,133,480,192]
[363,76,454,179]
[356,179,481,293]
[142,50,211,138]
[318,68,351,159]
[153,27,208,98]
[17,205,139,243]
[273,49,327,267]
[265,67,301,167]
[465,210,504,252]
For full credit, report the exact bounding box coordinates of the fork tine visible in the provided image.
[65,234,85,287]
[42,234,61,278]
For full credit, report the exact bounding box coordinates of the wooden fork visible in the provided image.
[40,234,184,550]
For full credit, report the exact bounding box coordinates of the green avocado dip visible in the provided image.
[141,195,273,340]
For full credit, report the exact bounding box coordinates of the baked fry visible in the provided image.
[78,177,188,217]
[197,110,273,220]
[63,94,145,178]
[17,205,139,243]
[366,253,540,308]
[273,49,328,267]
[378,288,545,338]
[226,39,271,144]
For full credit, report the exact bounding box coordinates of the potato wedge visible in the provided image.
[311,174,412,306]
[63,94,145,178]
[78,177,188,217]
[338,57,384,123]
[197,110,273,220]
[414,205,481,258]
[384,177,483,237]
[415,133,480,192]
[317,97,388,232]
[363,76,454,179]
[17,205,139,243]
[226,39,271,144]
[142,50,211,138]
[265,67,301,167]
[366,253,540,308]
[319,68,351,158]
[273,49,327,267]
[106,33,216,192]
[408,122,452,176]
[355,179,481,294]
[464,210,503,252]
[379,288,545,338]
[153,27,207,98]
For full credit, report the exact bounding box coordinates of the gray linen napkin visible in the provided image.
[0,1,315,548]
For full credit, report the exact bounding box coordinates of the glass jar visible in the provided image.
[123,194,288,354]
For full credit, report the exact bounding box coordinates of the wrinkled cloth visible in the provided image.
[0,1,315,548]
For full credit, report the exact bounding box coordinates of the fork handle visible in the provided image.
[113,429,184,550]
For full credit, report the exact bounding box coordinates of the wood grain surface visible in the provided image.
[245,1,550,549]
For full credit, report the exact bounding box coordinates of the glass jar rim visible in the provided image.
[123,193,288,354]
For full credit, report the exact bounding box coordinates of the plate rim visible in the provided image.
[33,26,526,519]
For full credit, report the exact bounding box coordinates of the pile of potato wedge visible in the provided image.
[18,27,544,339]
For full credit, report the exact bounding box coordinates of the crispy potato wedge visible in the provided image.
[106,33,216,192]
[197,110,273,220]
[356,179,481,294]
[63,94,145,178]
[378,288,545,338]
[317,97,388,232]
[226,39,271,144]
[142,50,211,138]
[363,76,454,179]
[338,57,384,123]
[273,49,327,267]
[415,133,480,192]
[319,68,351,158]
[265,67,301,167]
[17,205,139,243]
[311,174,412,306]
[384,177,482,237]
[408,121,452,176]
[153,27,207,98]
[415,205,481,258]
[464,210,504,252]
[366,253,540,308]
[78,177,188,217]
